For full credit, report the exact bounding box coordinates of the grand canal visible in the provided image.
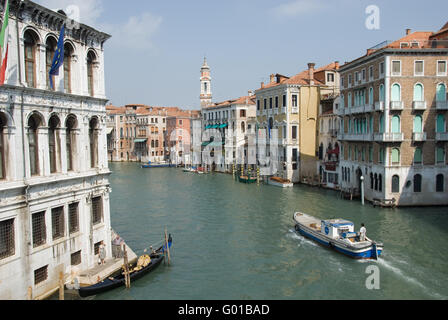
[98,163,448,300]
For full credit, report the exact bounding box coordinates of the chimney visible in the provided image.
[261,82,265,89]
[308,63,315,85]
[406,28,411,35]
[270,74,275,84]
[335,61,340,70]
[366,49,375,56]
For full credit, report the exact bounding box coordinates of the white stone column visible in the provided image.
[37,44,47,90]
[38,127,49,177]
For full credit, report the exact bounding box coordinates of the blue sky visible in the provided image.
[35,0,448,109]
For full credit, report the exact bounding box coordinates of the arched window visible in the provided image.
[241,121,246,134]
[392,148,400,165]
[348,93,352,108]
[436,174,444,192]
[391,84,401,102]
[414,115,423,133]
[370,173,374,189]
[46,36,57,90]
[414,147,423,164]
[414,174,422,193]
[392,175,400,193]
[0,113,6,179]
[413,83,424,102]
[436,83,446,102]
[369,87,374,105]
[391,115,401,133]
[48,115,61,174]
[436,114,446,133]
[379,84,385,102]
[24,30,38,88]
[89,118,99,168]
[437,146,445,164]
[66,115,77,172]
[374,174,378,191]
[64,43,73,93]
[379,114,384,133]
[28,114,41,176]
[379,174,383,192]
[87,51,96,97]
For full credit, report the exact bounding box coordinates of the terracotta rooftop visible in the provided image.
[255,62,339,92]
[206,95,256,109]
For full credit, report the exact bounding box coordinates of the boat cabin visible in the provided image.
[321,219,355,239]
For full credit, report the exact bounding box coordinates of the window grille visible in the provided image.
[94,242,102,255]
[69,203,79,234]
[91,197,103,225]
[34,266,48,285]
[0,219,15,260]
[71,251,82,266]
[32,212,46,248]
[52,207,65,240]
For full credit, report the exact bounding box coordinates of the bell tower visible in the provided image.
[200,57,212,108]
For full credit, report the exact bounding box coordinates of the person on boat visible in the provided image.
[359,224,367,242]
[150,246,156,255]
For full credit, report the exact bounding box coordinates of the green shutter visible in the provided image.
[414,116,423,133]
[414,147,422,164]
[413,84,423,101]
[391,84,401,102]
[437,84,446,102]
[437,115,446,133]
[437,147,445,163]
[392,148,400,164]
[392,116,400,133]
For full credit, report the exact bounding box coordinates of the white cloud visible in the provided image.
[272,0,327,18]
[102,13,163,51]
[34,0,104,28]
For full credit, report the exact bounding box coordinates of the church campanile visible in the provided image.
[200,57,212,108]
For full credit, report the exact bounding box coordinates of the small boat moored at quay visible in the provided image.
[268,177,293,188]
[78,238,173,298]
[238,176,257,184]
[293,212,383,260]
[142,161,174,168]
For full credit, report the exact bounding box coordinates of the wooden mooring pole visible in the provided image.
[59,272,64,300]
[164,227,171,266]
[123,244,131,289]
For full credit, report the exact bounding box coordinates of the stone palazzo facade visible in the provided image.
[0,0,113,299]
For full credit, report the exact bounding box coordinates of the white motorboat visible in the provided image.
[293,212,383,260]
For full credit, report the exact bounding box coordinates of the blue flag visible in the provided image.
[49,24,65,90]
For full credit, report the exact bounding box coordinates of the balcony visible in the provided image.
[436,101,448,110]
[436,132,448,141]
[364,104,374,113]
[374,132,404,142]
[338,133,373,141]
[412,101,427,110]
[390,101,404,111]
[375,101,385,111]
[413,132,427,141]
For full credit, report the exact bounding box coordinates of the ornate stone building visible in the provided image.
[0,1,112,299]
[337,24,448,206]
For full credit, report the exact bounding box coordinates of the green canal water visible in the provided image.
[97,162,448,300]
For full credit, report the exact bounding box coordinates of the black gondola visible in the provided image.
[78,240,172,298]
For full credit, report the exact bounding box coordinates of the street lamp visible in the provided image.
[360,176,365,206]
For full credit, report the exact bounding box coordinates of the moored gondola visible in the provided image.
[78,239,172,298]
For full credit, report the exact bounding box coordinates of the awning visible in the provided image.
[205,125,212,129]
[202,141,211,147]
[134,139,147,143]
[208,141,225,147]
[106,127,114,135]
[219,124,228,128]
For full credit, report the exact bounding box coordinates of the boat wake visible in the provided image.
[287,229,318,248]
[371,256,446,300]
